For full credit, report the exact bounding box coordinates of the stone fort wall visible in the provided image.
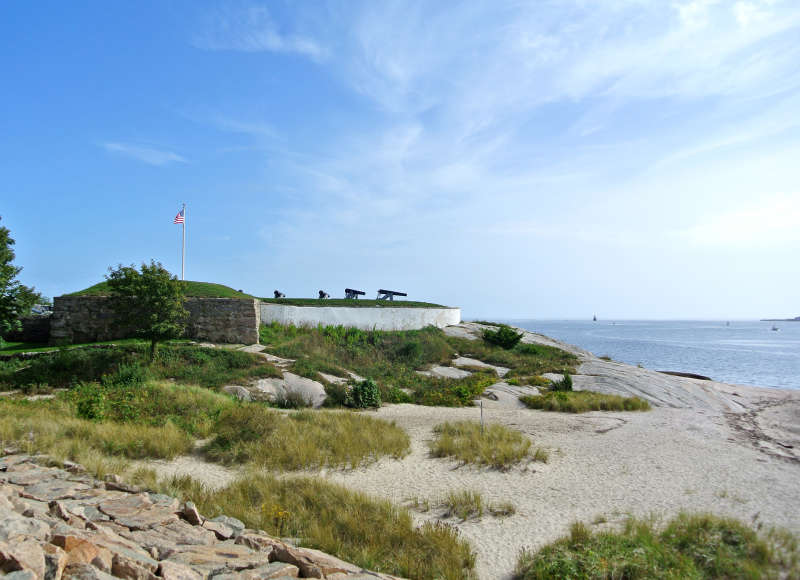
[50,296,261,345]
[260,303,461,331]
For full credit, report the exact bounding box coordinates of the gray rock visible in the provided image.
[222,385,252,402]
[452,357,509,377]
[2,571,37,580]
[211,561,300,579]
[98,494,177,530]
[0,511,51,541]
[0,539,46,580]
[158,561,203,580]
[20,480,90,502]
[43,544,68,580]
[164,543,272,577]
[251,373,327,408]
[209,516,244,537]
[202,520,233,540]
[181,502,203,526]
[416,366,472,380]
[62,563,118,580]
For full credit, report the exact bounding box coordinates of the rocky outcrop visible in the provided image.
[445,322,755,412]
[0,454,403,580]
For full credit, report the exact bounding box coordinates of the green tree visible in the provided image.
[106,260,188,361]
[0,217,42,342]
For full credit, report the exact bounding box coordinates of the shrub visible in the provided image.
[73,383,105,421]
[551,373,573,391]
[346,378,382,408]
[482,325,523,350]
[386,386,413,404]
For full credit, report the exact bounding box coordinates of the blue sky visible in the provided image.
[2,0,800,319]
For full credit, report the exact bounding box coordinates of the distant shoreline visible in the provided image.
[761,318,800,322]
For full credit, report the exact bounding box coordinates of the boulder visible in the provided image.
[202,520,233,541]
[157,561,202,580]
[97,494,177,530]
[221,386,252,402]
[20,480,90,502]
[163,543,272,577]
[61,563,118,580]
[251,373,326,408]
[0,539,46,579]
[181,502,203,526]
[208,516,244,538]
[43,544,68,580]
[0,511,52,542]
[416,366,472,380]
[211,561,300,579]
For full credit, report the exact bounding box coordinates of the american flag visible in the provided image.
[173,208,185,224]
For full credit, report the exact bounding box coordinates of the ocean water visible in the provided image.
[507,320,800,391]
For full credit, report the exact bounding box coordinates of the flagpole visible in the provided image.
[181,203,186,281]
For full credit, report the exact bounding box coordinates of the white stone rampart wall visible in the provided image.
[260,303,461,331]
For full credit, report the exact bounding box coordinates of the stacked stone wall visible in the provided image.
[184,298,260,344]
[49,296,260,345]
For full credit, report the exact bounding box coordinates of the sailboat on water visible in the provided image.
[593,314,597,322]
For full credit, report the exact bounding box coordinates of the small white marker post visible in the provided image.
[480,399,484,435]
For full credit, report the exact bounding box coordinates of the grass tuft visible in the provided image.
[429,420,545,469]
[519,390,651,413]
[204,406,410,470]
[514,512,799,580]
[443,489,484,521]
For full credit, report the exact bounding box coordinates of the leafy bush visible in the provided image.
[551,373,573,391]
[482,325,524,350]
[386,386,413,404]
[346,378,382,408]
[73,383,105,421]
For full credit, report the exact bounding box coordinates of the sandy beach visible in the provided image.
[145,323,800,580]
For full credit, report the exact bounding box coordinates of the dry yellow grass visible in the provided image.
[429,420,546,469]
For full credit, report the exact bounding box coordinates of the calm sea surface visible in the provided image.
[506,320,800,391]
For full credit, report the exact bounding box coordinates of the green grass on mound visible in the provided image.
[69,280,255,299]
[258,323,578,408]
[0,344,280,391]
[514,513,800,579]
[260,297,448,308]
[519,390,651,413]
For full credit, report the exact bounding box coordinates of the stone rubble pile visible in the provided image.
[0,454,402,580]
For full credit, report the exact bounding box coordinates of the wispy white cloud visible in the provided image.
[102,142,187,166]
[677,193,800,246]
[193,2,326,61]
